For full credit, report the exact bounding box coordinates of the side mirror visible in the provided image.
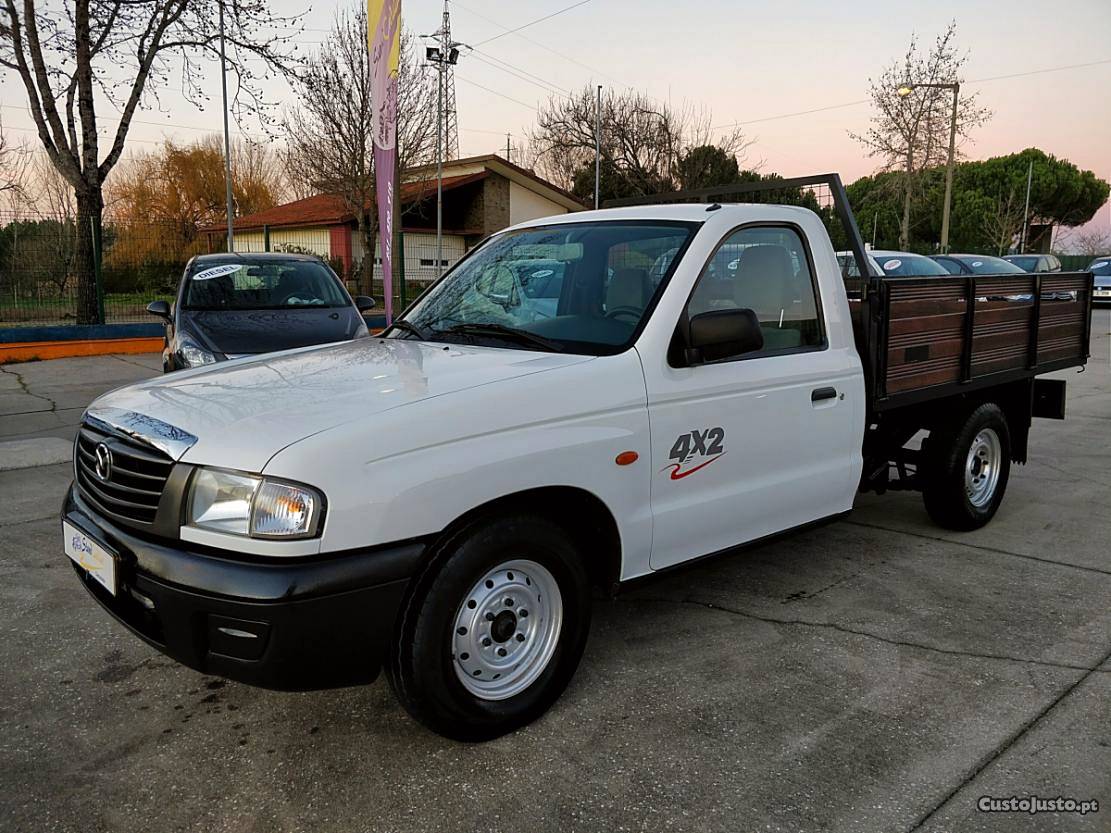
[146,300,171,321]
[354,295,377,313]
[686,308,763,364]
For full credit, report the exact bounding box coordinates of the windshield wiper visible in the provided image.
[388,319,428,340]
[437,322,564,352]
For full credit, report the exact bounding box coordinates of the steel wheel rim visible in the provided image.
[965,428,1002,508]
[451,559,563,701]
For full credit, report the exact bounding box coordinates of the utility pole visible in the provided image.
[1020,157,1033,253]
[425,9,462,278]
[506,133,511,163]
[218,0,234,252]
[594,85,602,209]
[939,83,959,254]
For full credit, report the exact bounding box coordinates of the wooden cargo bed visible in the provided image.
[869,272,1093,409]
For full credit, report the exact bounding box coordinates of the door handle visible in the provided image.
[811,386,837,403]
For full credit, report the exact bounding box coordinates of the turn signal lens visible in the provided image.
[615,451,639,466]
[250,480,321,539]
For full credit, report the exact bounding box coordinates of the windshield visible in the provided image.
[183,259,350,310]
[1006,256,1039,272]
[875,254,950,276]
[957,256,1026,275]
[391,221,699,354]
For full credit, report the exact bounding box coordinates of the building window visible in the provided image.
[419,258,450,268]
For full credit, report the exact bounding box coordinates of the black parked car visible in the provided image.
[1003,253,1062,273]
[931,254,1028,275]
[147,253,376,372]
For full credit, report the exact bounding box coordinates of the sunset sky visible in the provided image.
[3,0,1109,244]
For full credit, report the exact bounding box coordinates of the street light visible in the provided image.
[898,81,960,253]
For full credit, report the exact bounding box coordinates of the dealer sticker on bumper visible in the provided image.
[63,521,117,596]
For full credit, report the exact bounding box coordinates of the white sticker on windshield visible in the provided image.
[192,264,243,281]
[971,261,983,267]
[882,259,902,270]
[530,269,554,278]
[1095,262,1109,269]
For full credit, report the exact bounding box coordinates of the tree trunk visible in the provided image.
[74,187,104,325]
[900,146,914,251]
[358,210,377,298]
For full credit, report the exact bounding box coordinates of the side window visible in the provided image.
[687,226,824,355]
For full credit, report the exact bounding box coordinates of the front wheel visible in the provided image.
[387,515,591,741]
[922,402,1011,531]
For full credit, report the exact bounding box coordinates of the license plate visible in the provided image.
[63,521,117,596]
[1095,289,1111,297]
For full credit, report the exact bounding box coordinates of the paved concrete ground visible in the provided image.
[1,318,1108,833]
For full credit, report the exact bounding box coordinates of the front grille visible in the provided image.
[75,422,173,528]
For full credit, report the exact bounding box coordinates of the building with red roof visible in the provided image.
[204,155,583,290]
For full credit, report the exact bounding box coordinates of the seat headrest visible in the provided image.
[606,267,650,311]
[733,245,794,317]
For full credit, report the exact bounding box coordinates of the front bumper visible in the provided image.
[62,483,425,690]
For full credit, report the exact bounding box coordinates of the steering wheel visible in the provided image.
[604,306,642,322]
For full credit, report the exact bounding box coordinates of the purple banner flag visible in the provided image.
[369,0,401,324]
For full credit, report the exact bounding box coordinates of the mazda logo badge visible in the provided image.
[94,443,113,481]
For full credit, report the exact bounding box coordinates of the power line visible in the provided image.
[710,57,1111,131]
[453,0,620,86]
[469,48,570,96]
[471,0,592,47]
[972,57,1111,83]
[456,76,538,110]
[0,103,268,140]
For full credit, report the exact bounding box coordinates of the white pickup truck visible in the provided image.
[63,179,1092,739]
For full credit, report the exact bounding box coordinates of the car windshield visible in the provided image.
[182,259,350,310]
[1006,256,1040,272]
[875,254,950,276]
[1088,259,1111,276]
[391,221,699,354]
[957,256,1026,275]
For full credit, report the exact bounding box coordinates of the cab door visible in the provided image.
[645,224,861,570]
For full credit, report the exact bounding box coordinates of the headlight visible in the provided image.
[188,468,324,539]
[176,334,216,368]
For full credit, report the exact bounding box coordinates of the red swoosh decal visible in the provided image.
[662,452,725,480]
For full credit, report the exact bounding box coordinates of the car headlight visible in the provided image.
[188,468,324,539]
[176,333,216,368]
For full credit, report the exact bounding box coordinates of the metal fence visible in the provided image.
[0,211,461,329]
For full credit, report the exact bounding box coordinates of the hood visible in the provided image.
[183,308,365,355]
[87,339,593,471]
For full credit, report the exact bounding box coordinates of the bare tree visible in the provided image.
[17,150,75,217]
[526,86,751,199]
[981,188,1025,255]
[283,8,436,293]
[0,0,302,323]
[1070,228,1111,259]
[851,22,990,249]
[0,120,30,204]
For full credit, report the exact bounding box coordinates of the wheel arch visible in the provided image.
[422,485,623,592]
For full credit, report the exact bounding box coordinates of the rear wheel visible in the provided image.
[387,515,591,741]
[922,402,1011,530]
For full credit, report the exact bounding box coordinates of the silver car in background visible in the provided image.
[1089,258,1111,304]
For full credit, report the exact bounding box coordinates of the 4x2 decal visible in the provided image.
[662,427,725,480]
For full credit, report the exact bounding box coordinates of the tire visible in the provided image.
[387,514,592,741]
[922,402,1011,531]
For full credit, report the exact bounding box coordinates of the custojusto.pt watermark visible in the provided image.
[978,795,1099,816]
